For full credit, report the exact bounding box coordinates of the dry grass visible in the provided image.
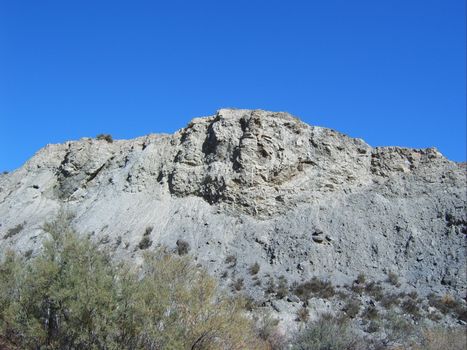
[413,327,467,350]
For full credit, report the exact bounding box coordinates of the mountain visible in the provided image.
[1,108,465,325]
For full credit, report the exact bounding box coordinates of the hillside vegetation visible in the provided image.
[1,214,465,350]
[0,214,265,349]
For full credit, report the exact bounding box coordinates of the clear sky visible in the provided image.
[1,0,465,171]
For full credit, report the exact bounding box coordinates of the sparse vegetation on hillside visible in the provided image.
[1,214,465,349]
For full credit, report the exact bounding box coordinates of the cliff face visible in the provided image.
[0,109,466,300]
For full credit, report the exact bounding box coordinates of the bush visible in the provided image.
[253,310,284,349]
[4,222,25,239]
[276,275,289,299]
[294,277,335,301]
[138,236,152,250]
[265,277,276,295]
[225,255,237,267]
[0,214,266,349]
[428,293,467,322]
[387,271,399,286]
[296,306,309,322]
[366,321,380,333]
[402,298,421,319]
[364,281,383,301]
[349,283,364,295]
[362,305,379,321]
[249,262,260,275]
[176,239,190,255]
[343,299,361,318]
[356,273,366,284]
[384,311,416,344]
[291,313,362,350]
[233,278,244,291]
[96,133,113,143]
[380,293,400,309]
[144,226,153,236]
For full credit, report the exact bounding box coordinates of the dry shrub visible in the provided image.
[414,327,467,350]
[249,262,260,275]
[225,255,237,267]
[254,310,286,350]
[428,293,467,322]
[365,281,383,301]
[356,273,366,284]
[362,305,379,321]
[291,313,363,350]
[343,298,361,318]
[275,276,288,299]
[294,277,335,301]
[380,293,400,309]
[401,298,421,319]
[296,306,309,322]
[387,270,399,286]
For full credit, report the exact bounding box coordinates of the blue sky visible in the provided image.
[1,0,465,171]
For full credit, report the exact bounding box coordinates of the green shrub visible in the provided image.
[96,133,113,143]
[0,214,266,349]
[138,236,152,250]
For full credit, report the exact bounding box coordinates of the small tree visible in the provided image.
[0,213,267,349]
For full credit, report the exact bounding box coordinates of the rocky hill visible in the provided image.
[1,109,466,331]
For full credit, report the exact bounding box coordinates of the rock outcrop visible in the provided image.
[1,109,466,303]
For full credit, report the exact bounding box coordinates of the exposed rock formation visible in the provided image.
[1,109,466,304]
